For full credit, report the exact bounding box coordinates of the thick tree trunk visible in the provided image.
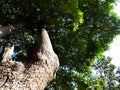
[0,27,59,90]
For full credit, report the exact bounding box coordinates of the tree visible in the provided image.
[0,0,120,89]
[93,56,120,90]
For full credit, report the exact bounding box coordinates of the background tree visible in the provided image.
[93,56,120,90]
[0,0,120,89]
[93,56,116,90]
[116,67,120,89]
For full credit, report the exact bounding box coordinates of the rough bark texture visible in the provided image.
[0,28,59,90]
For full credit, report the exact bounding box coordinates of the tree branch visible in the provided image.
[0,22,72,38]
[0,23,24,38]
[46,24,73,30]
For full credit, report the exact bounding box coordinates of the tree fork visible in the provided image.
[0,22,59,90]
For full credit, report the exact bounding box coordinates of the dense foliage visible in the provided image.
[0,0,120,89]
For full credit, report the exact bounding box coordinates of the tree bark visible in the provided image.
[0,27,59,90]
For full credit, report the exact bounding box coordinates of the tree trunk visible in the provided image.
[0,27,59,90]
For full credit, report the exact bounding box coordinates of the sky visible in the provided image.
[104,2,120,67]
[113,1,120,16]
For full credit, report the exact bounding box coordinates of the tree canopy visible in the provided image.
[0,0,120,89]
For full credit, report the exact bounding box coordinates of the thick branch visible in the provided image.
[0,23,24,38]
[0,23,72,38]
[46,24,73,30]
